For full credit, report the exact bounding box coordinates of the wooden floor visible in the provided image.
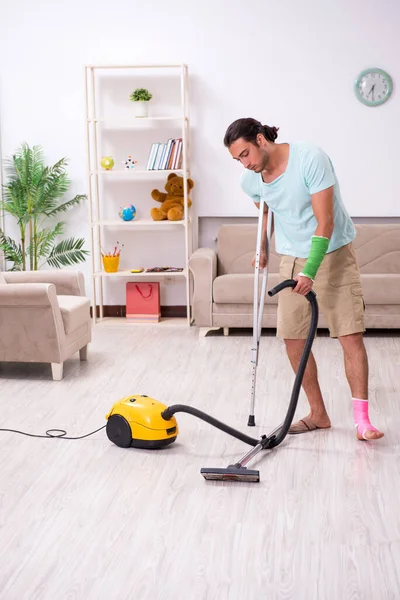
[0,324,399,600]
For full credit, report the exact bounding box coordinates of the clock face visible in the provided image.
[355,68,393,107]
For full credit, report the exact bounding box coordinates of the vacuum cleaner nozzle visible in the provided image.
[200,465,260,483]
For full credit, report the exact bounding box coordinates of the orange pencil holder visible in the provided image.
[102,255,120,273]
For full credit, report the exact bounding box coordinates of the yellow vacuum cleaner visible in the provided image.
[105,280,319,482]
[105,395,179,449]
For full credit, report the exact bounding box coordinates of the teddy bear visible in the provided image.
[150,173,194,221]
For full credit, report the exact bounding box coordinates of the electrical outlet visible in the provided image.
[165,276,175,285]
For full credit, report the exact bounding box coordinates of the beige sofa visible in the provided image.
[189,223,400,336]
[0,270,91,380]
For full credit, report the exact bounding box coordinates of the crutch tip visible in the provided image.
[247,415,256,427]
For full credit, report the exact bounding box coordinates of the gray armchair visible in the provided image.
[0,270,91,380]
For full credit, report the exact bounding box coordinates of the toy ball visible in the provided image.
[101,156,115,170]
[123,156,138,169]
[119,204,136,221]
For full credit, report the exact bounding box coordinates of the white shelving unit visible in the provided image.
[84,64,192,325]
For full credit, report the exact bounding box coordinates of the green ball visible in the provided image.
[101,156,114,170]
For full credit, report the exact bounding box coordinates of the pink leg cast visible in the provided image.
[353,398,384,441]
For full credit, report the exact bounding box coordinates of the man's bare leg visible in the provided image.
[338,333,384,440]
[284,339,331,430]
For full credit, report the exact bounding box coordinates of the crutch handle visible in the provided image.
[268,279,316,304]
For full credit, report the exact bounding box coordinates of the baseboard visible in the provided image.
[91,305,187,318]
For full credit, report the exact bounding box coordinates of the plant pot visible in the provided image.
[134,101,149,118]
[102,256,120,273]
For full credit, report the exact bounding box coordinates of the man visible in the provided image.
[224,117,383,441]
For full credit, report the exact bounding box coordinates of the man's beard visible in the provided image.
[254,153,269,172]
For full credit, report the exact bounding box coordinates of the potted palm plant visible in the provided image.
[0,143,89,271]
[129,88,152,117]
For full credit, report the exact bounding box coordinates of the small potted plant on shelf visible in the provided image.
[129,88,152,118]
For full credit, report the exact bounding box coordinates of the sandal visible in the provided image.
[288,415,331,435]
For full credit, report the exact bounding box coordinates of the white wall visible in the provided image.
[1,0,399,304]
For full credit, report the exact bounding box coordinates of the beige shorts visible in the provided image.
[277,242,365,339]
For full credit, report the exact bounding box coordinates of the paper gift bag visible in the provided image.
[126,282,160,322]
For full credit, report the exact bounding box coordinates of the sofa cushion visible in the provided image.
[0,271,6,285]
[217,224,281,275]
[353,224,400,274]
[213,273,400,306]
[57,295,90,334]
[361,274,400,305]
[213,273,280,304]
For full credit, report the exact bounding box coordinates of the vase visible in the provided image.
[102,255,120,273]
[134,101,149,118]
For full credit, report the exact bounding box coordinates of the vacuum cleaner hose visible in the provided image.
[265,278,319,448]
[161,405,260,447]
[162,279,317,452]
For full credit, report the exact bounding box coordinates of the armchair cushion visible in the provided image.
[57,295,91,334]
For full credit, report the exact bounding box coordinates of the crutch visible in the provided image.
[248,201,272,426]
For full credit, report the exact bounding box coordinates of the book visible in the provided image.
[156,143,167,170]
[145,267,184,272]
[167,140,176,170]
[150,143,160,170]
[146,138,184,171]
[161,139,174,170]
[173,139,182,170]
[169,141,179,170]
[146,143,157,170]
[153,144,165,170]
[177,147,183,169]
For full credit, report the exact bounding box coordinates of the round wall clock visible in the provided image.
[354,68,393,107]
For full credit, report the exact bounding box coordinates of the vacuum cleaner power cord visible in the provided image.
[0,425,106,440]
